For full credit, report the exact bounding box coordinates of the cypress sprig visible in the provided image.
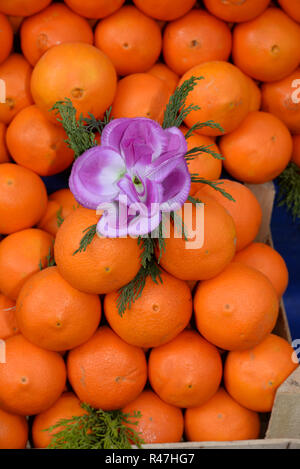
[190,177,236,202]
[73,224,97,256]
[45,404,144,449]
[277,162,300,220]
[185,144,224,161]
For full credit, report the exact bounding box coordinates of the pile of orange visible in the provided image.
[0,0,299,449]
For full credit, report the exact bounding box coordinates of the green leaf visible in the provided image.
[184,120,224,138]
[162,76,203,129]
[277,162,300,220]
[185,144,224,161]
[73,224,97,256]
[45,404,144,449]
[190,177,235,202]
[56,207,64,228]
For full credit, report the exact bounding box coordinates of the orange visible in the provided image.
[163,10,232,76]
[31,42,117,123]
[292,135,300,168]
[67,326,147,410]
[179,61,250,137]
[20,3,93,66]
[6,105,74,176]
[54,208,141,295]
[0,12,13,64]
[0,408,28,449]
[261,69,300,134]
[0,123,10,163]
[224,334,299,412]
[0,228,54,300]
[0,163,48,234]
[147,62,179,96]
[0,0,51,16]
[16,266,101,352]
[0,334,66,416]
[0,293,18,340]
[221,111,293,184]
[104,270,192,348]
[185,388,260,442]
[203,0,270,22]
[158,195,236,281]
[197,180,262,251]
[181,126,222,193]
[32,392,87,448]
[38,188,80,237]
[234,243,289,299]
[194,262,279,351]
[278,0,300,23]
[95,6,162,76]
[149,330,222,408]
[245,75,261,112]
[0,54,33,125]
[112,73,170,124]
[233,8,300,82]
[64,0,125,19]
[122,390,184,444]
[132,0,196,21]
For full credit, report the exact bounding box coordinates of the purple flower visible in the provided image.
[69,117,190,237]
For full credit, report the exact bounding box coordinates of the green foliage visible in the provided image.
[184,120,224,138]
[56,207,64,228]
[73,224,97,256]
[117,235,164,317]
[185,144,224,161]
[51,98,97,159]
[39,246,56,271]
[45,404,144,449]
[82,107,113,134]
[277,163,300,220]
[190,177,235,202]
[162,76,202,129]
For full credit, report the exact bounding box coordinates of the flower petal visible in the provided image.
[159,162,191,212]
[69,146,126,209]
[100,118,132,151]
[164,126,188,158]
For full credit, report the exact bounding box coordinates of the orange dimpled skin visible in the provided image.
[234,243,289,299]
[0,334,66,416]
[0,0,51,16]
[32,392,87,448]
[148,330,222,408]
[194,263,279,351]
[112,73,170,124]
[95,6,162,76]
[38,189,80,237]
[0,13,13,65]
[67,326,147,410]
[179,62,250,136]
[0,123,10,163]
[104,270,192,348]
[220,111,293,184]
[0,408,28,449]
[16,266,101,352]
[64,0,125,19]
[261,69,300,135]
[122,390,184,444]
[233,8,300,83]
[0,294,18,340]
[20,3,94,66]
[245,75,261,112]
[278,0,300,23]
[6,105,74,176]
[197,180,262,252]
[132,0,196,21]
[185,388,260,442]
[158,196,236,281]
[0,54,33,125]
[0,164,48,234]
[30,43,117,123]
[0,228,54,300]
[147,63,179,96]
[163,10,232,76]
[224,334,299,413]
[203,0,270,22]
[54,208,141,295]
